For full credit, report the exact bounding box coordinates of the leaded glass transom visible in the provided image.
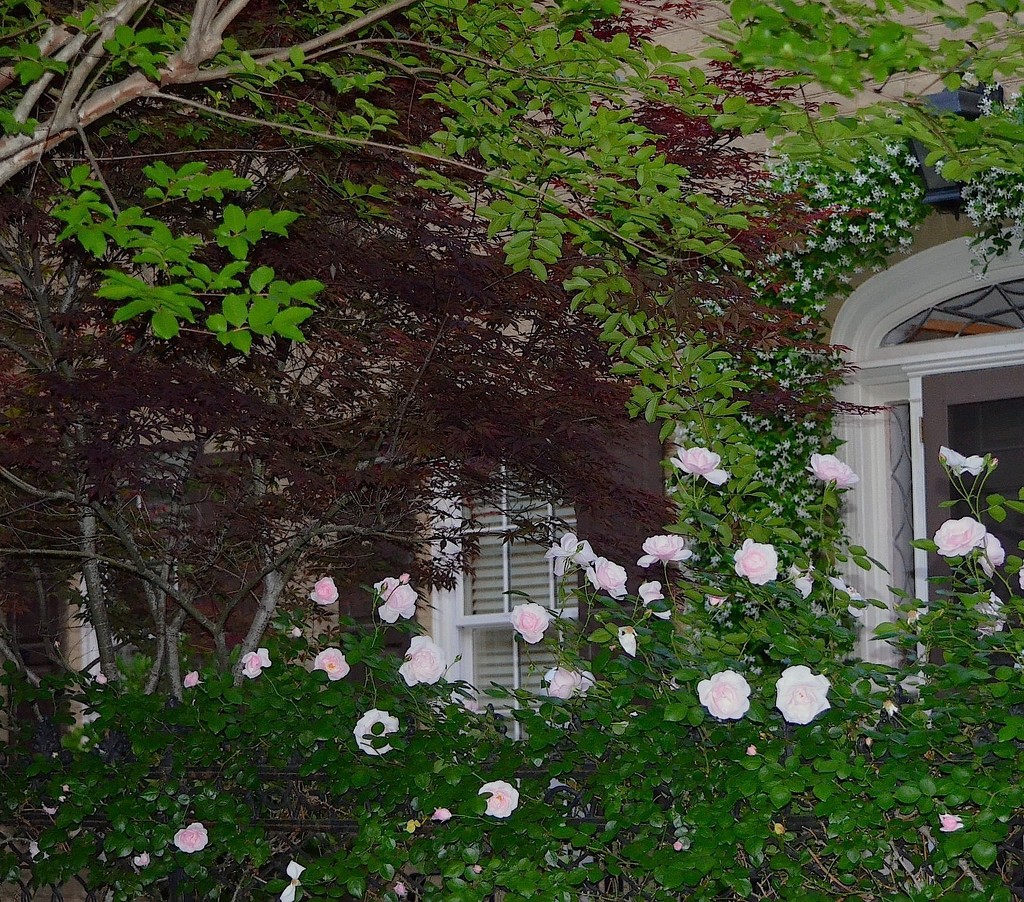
[881,277,1024,345]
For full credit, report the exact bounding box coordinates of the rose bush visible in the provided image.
[6,434,1024,901]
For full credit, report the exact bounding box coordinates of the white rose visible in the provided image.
[353,708,399,756]
[313,647,350,681]
[775,665,831,725]
[938,446,986,477]
[398,636,447,686]
[671,446,730,485]
[545,532,596,577]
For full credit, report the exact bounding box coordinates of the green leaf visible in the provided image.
[222,294,248,327]
[894,784,921,804]
[663,703,690,722]
[971,839,998,869]
[151,310,179,339]
[249,266,275,293]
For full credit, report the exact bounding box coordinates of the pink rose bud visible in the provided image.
[939,813,964,832]
[94,672,107,685]
[183,671,200,689]
[746,745,758,756]
[431,807,453,822]
[472,865,483,874]
[290,627,303,638]
[673,841,684,851]
[133,852,150,868]
[394,883,408,898]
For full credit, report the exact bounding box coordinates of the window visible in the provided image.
[431,491,576,703]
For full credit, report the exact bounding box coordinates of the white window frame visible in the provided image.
[832,234,1024,661]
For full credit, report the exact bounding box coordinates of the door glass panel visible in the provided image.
[948,396,1024,557]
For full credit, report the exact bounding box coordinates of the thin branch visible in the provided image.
[76,125,121,215]
[0,626,41,688]
[0,467,79,503]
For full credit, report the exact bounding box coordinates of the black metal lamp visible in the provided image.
[910,84,1004,212]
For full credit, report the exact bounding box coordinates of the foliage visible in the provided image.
[714,0,1024,197]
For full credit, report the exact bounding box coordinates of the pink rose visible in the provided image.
[375,574,418,623]
[545,532,596,577]
[585,557,628,599]
[697,670,751,720]
[94,672,107,685]
[808,453,859,488]
[543,667,594,700]
[310,576,339,606]
[939,813,964,833]
[981,533,1005,577]
[707,594,728,607]
[183,671,200,689]
[639,581,671,619]
[173,822,209,854]
[472,865,483,874]
[290,626,303,638]
[479,780,519,817]
[746,745,757,756]
[775,665,830,725]
[671,446,730,485]
[673,841,684,851]
[394,883,408,898]
[431,807,452,822]
[637,535,692,568]
[399,636,447,686]
[241,647,271,679]
[733,539,778,585]
[933,517,987,557]
[132,852,150,868]
[509,602,551,644]
[314,647,351,681]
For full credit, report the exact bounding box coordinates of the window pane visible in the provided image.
[468,627,561,695]
[508,540,552,606]
[466,532,506,615]
[472,627,516,690]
